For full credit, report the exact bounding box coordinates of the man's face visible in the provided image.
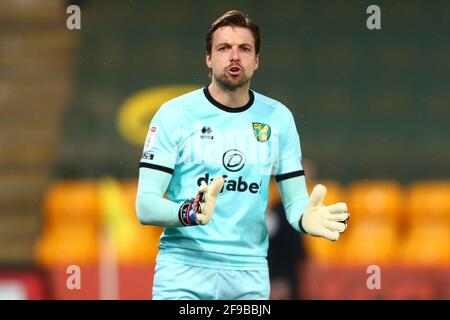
[206,26,259,90]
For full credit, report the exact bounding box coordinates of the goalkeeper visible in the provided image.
[136,10,349,300]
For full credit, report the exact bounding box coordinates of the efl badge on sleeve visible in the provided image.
[252,122,271,142]
[144,125,157,150]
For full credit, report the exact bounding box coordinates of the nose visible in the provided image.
[230,46,240,62]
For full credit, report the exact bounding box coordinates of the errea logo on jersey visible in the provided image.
[197,173,260,194]
[200,126,214,140]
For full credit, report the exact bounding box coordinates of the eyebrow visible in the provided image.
[215,42,254,48]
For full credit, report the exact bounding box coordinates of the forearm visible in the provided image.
[277,176,309,232]
[135,168,183,227]
[136,192,182,227]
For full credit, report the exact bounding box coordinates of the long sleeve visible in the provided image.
[136,99,185,227]
[274,108,309,232]
[277,175,309,232]
[135,167,183,227]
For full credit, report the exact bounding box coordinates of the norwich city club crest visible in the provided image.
[252,122,271,142]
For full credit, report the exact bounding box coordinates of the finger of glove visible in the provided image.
[195,213,209,225]
[207,176,225,199]
[195,204,211,224]
[198,202,208,216]
[309,184,327,207]
[327,202,348,214]
[202,196,217,217]
[321,229,340,241]
[198,182,208,194]
[324,220,347,233]
[328,212,349,222]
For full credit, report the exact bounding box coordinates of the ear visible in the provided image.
[206,53,212,69]
[254,54,260,71]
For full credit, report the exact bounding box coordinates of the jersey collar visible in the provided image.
[203,87,254,113]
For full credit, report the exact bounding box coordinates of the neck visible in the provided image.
[208,80,251,108]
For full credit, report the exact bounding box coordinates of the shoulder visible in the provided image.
[154,88,204,119]
[252,90,295,120]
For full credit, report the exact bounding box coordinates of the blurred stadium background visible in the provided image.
[0,0,449,299]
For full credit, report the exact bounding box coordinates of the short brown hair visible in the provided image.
[206,10,260,56]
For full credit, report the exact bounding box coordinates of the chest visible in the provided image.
[177,116,280,174]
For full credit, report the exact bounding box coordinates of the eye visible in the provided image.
[218,46,228,52]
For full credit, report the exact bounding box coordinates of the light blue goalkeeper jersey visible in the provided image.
[139,87,305,270]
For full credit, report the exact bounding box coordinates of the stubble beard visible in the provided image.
[213,70,250,91]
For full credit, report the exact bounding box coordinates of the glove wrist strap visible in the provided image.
[298,215,308,234]
[178,191,204,226]
[178,199,199,226]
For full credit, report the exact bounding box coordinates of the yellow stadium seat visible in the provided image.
[34,225,99,266]
[43,180,100,228]
[399,222,450,266]
[347,180,405,224]
[114,225,163,265]
[304,236,345,264]
[121,179,139,219]
[407,181,450,224]
[341,220,399,265]
[95,177,160,265]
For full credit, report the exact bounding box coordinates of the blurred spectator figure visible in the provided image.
[267,200,305,299]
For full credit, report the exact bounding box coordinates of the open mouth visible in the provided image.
[228,66,242,76]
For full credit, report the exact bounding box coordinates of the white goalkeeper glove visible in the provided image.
[299,184,349,241]
[178,176,224,226]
